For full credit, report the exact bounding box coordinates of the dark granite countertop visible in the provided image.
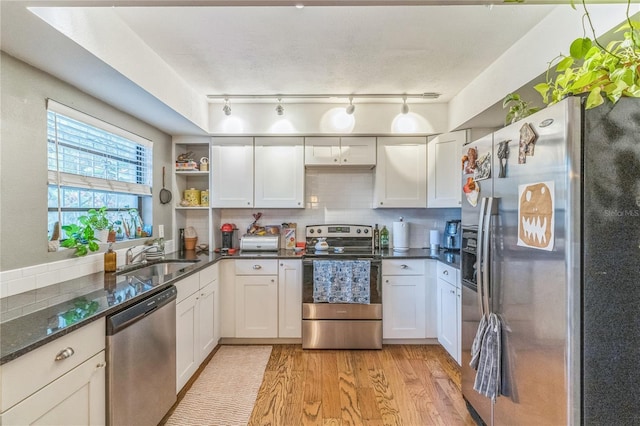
[0,247,457,364]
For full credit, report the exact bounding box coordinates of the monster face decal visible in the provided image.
[518,181,555,251]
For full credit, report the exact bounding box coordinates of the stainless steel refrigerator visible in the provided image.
[460,96,640,425]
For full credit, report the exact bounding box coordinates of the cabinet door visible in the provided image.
[219,259,236,338]
[304,137,340,165]
[255,137,304,208]
[278,260,302,338]
[235,275,278,338]
[383,275,426,339]
[198,282,216,360]
[424,260,438,338]
[211,137,254,207]
[176,291,199,392]
[340,137,376,166]
[437,279,458,359]
[375,137,427,208]
[427,131,465,208]
[1,352,105,426]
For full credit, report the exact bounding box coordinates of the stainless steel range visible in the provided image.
[302,224,382,349]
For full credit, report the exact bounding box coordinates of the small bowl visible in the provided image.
[334,247,344,253]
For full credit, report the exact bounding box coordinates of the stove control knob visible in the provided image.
[317,229,322,234]
[363,229,369,234]
[309,229,314,234]
[356,229,361,234]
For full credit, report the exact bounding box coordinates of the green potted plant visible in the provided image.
[60,207,113,256]
[534,0,639,109]
[60,217,100,256]
[503,93,541,125]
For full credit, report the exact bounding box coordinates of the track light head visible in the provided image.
[275,98,284,116]
[222,98,231,116]
[345,97,355,115]
[401,96,409,114]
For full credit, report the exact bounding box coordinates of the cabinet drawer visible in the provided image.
[1,318,105,412]
[437,262,457,285]
[176,273,200,303]
[382,259,425,275]
[235,259,278,275]
[199,263,219,287]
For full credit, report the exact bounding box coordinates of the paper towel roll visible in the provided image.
[430,229,440,249]
[393,221,410,252]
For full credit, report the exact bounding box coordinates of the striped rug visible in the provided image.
[166,345,272,426]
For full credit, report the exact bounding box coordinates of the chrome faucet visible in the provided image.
[125,244,160,265]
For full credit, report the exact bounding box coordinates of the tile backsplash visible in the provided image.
[222,169,460,248]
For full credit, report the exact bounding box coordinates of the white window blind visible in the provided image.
[47,100,152,195]
[47,99,153,239]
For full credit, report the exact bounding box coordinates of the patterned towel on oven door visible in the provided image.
[313,260,371,304]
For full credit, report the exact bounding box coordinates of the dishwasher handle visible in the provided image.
[107,285,177,336]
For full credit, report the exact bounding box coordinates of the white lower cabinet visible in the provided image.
[176,264,220,392]
[220,259,301,339]
[278,260,302,338]
[437,262,461,364]
[235,260,278,338]
[382,259,436,339]
[2,352,106,425]
[0,318,106,425]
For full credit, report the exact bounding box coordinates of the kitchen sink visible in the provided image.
[116,259,201,278]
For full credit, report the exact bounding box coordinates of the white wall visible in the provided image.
[208,102,449,135]
[448,4,640,131]
[0,52,174,272]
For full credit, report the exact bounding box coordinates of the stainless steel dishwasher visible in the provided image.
[106,285,177,426]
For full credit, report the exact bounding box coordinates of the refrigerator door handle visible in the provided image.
[476,197,488,316]
[481,197,494,315]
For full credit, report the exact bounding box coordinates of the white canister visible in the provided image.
[392,220,410,252]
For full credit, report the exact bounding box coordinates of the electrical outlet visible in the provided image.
[158,225,164,238]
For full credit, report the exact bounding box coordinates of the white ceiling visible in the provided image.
[0,1,598,134]
[111,5,556,100]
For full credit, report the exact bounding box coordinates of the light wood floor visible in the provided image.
[248,345,476,426]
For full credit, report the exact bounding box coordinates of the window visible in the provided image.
[47,100,152,241]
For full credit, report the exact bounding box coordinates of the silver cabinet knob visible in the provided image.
[443,270,449,275]
[253,265,262,269]
[55,347,75,361]
[400,264,408,269]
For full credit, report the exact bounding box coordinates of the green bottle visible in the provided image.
[380,225,389,250]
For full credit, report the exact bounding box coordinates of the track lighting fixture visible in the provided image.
[345,97,355,115]
[275,98,284,116]
[401,96,409,114]
[222,98,231,116]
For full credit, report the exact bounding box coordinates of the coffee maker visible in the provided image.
[442,220,461,251]
[220,223,237,250]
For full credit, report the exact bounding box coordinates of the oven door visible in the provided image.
[302,257,382,349]
[302,258,382,321]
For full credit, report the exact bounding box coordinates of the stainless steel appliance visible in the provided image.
[240,234,280,251]
[461,97,640,425]
[302,224,382,349]
[106,285,177,426]
[442,219,461,250]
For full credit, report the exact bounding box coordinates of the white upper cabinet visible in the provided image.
[211,137,254,208]
[255,137,304,208]
[427,131,465,208]
[305,137,376,167]
[304,137,340,165]
[374,137,427,208]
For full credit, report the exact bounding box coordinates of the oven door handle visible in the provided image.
[303,258,380,265]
